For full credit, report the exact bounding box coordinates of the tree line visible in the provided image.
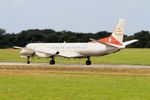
[0,28,149,48]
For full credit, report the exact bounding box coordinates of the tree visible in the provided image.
[145,41,150,48]
[0,28,6,35]
[45,34,59,42]
[16,33,27,47]
[0,27,150,48]
[134,31,150,48]
[67,36,78,42]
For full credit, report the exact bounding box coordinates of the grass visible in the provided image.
[0,68,150,100]
[0,48,150,65]
[92,48,150,65]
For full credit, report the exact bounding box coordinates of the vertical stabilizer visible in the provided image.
[99,19,125,46]
[112,19,125,44]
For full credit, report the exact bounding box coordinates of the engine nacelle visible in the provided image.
[35,52,51,58]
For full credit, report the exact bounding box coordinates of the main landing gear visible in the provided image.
[27,56,30,64]
[86,56,91,65]
[49,56,55,65]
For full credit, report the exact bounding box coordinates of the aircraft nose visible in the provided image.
[20,48,35,56]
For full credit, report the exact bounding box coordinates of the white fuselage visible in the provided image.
[21,43,120,58]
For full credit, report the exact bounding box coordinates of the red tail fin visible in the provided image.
[99,36,122,46]
[89,19,125,46]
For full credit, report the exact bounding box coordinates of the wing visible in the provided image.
[25,47,57,57]
[30,47,83,58]
[13,46,23,49]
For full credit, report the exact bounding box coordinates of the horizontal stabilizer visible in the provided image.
[123,40,138,46]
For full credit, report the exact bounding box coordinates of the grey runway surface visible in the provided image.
[0,62,150,69]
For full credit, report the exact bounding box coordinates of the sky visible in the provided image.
[0,0,149,35]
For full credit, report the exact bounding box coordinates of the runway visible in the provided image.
[0,62,150,69]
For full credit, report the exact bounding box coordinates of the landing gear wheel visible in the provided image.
[49,56,55,65]
[27,56,30,64]
[86,60,91,65]
[27,60,30,64]
[86,56,91,65]
[50,60,55,65]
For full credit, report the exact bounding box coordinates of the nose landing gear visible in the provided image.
[27,56,30,64]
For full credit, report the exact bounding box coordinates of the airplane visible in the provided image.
[14,19,138,65]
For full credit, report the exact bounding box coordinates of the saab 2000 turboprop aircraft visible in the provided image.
[14,19,138,65]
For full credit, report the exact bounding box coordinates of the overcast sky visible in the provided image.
[0,0,149,35]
